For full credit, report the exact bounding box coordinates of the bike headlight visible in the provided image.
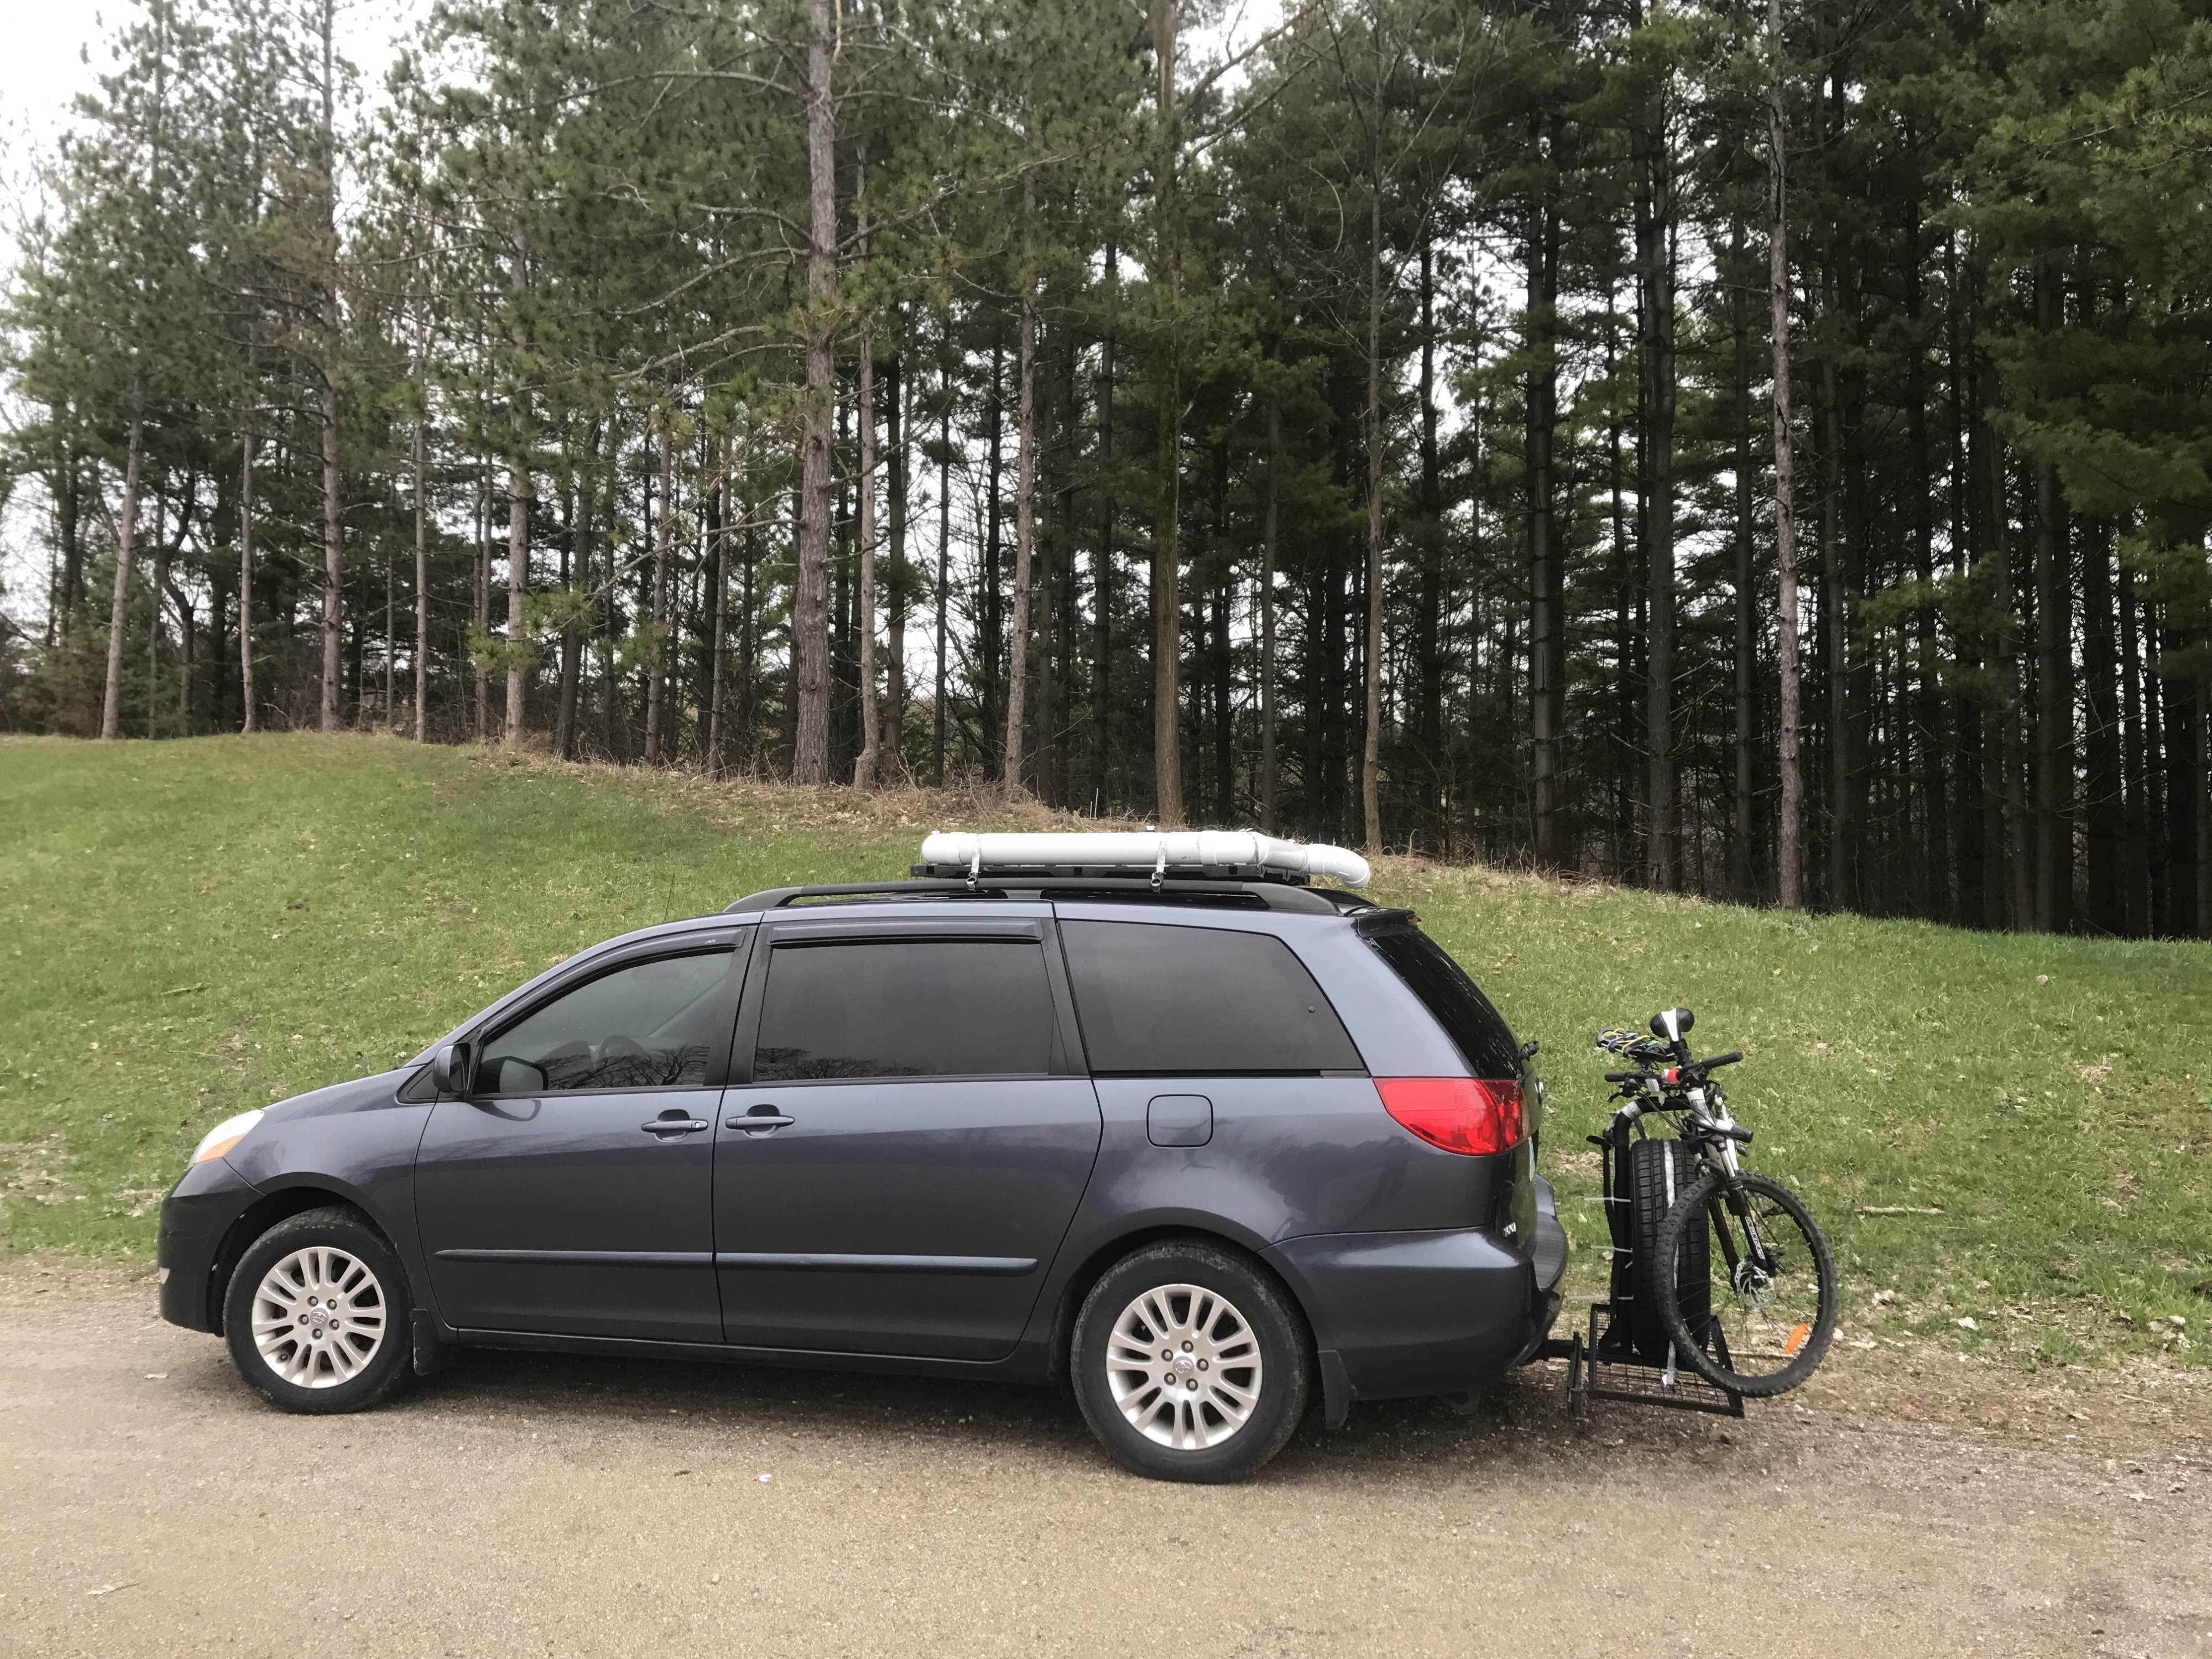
[190,1109,265,1166]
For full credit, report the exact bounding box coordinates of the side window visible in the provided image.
[1365,928,1523,1077]
[754,938,1054,1082]
[1060,921,1363,1074]
[481,951,733,1094]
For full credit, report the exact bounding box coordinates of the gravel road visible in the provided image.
[2,1264,2205,1659]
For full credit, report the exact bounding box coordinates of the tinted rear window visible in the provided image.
[1366,928,1522,1077]
[755,939,1054,1081]
[1060,921,1362,1074]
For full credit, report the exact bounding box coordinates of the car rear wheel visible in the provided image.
[223,1207,414,1415]
[1071,1242,1310,1483]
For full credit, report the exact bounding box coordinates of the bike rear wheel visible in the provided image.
[1655,1170,1837,1397]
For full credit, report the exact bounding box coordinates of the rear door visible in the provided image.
[711,915,1102,1360]
[415,936,744,1342]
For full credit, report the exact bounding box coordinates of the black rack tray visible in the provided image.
[1542,1301,1745,1420]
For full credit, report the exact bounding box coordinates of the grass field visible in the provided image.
[3,733,2207,1373]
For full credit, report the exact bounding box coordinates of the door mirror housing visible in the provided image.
[431,1040,477,1097]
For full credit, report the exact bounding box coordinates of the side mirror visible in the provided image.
[1650,1007,1694,1042]
[1519,1038,1540,1062]
[431,1040,477,1097]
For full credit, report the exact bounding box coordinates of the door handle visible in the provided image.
[727,1108,795,1133]
[640,1111,709,1138]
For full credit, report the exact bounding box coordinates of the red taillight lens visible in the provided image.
[1374,1077,1525,1156]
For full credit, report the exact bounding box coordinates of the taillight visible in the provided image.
[1374,1077,1525,1156]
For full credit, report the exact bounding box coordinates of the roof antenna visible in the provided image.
[967,846,981,893]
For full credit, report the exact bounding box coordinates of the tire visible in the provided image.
[1625,1138,1708,1364]
[222,1206,415,1415]
[1070,1242,1311,1483]
[1655,1171,1838,1398]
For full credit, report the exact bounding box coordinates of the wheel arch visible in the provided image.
[1042,1225,1319,1390]
[206,1186,388,1337]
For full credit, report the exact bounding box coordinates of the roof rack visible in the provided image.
[916,830,1371,889]
[722,877,1375,916]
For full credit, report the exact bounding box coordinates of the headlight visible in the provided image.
[190,1109,265,1166]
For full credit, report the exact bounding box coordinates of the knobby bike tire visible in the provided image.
[1653,1170,1838,1398]
[1625,1138,1709,1365]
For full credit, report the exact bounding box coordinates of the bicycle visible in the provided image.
[1594,1008,1838,1397]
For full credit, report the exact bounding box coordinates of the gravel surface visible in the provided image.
[2,1264,2206,1658]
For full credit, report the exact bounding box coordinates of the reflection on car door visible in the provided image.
[712,921,1102,1360]
[415,939,744,1342]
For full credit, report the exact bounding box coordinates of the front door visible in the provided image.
[713,920,1102,1360]
[416,942,743,1342]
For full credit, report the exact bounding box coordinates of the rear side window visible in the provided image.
[1060,921,1362,1074]
[754,938,1054,1081]
[1366,928,1522,1077]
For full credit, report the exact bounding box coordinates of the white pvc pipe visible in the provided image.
[918,830,1371,889]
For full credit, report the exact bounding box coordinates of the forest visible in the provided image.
[1,0,2209,937]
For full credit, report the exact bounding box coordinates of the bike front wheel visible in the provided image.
[1655,1170,1837,1397]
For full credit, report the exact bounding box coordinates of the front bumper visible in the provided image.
[156,1158,261,1332]
[1265,1176,1569,1405]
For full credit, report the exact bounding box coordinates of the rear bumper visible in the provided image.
[1266,1175,1569,1404]
[156,1159,260,1332]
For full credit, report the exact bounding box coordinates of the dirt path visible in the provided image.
[2,1265,2206,1659]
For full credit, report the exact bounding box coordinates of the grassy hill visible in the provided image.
[3,733,2206,1374]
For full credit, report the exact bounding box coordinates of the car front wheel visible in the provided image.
[223,1206,415,1415]
[1071,1241,1311,1483]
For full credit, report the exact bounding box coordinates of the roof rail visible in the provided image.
[722,877,1368,915]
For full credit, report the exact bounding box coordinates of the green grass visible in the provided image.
[3,733,2208,1375]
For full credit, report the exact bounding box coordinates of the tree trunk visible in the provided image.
[57,431,84,634]
[99,416,145,741]
[412,412,427,742]
[1261,398,1279,834]
[851,165,881,790]
[1990,413,2032,929]
[1092,246,1117,813]
[984,344,1005,766]
[505,455,529,749]
[316,0,345,736]
[1731,218,1757,899]
[239,431,257,734]
[1640,66,1678,891]
[1005,171,1039,796]
[1527,182,1564,867]
[646,435,671,764]
[1150,0,1186,828]
[1414,249,1441,801]
[2032,267,2072,933]
[707,456,729,776]
[147,493,170,738]
[856,313,882,788]
[885,351,907,774]
[791,0,838,785]
[1360,186,1385,853]
[473,464,489,743]
[2119,561,2150,931]
[1766,0,1806,909]
[933,385,951,786]
[2083,526,2121,932]
[1906,188,1945,917]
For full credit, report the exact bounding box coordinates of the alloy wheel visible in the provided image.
[249,1245,388,1388]
[1104,1282,1263,1451]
